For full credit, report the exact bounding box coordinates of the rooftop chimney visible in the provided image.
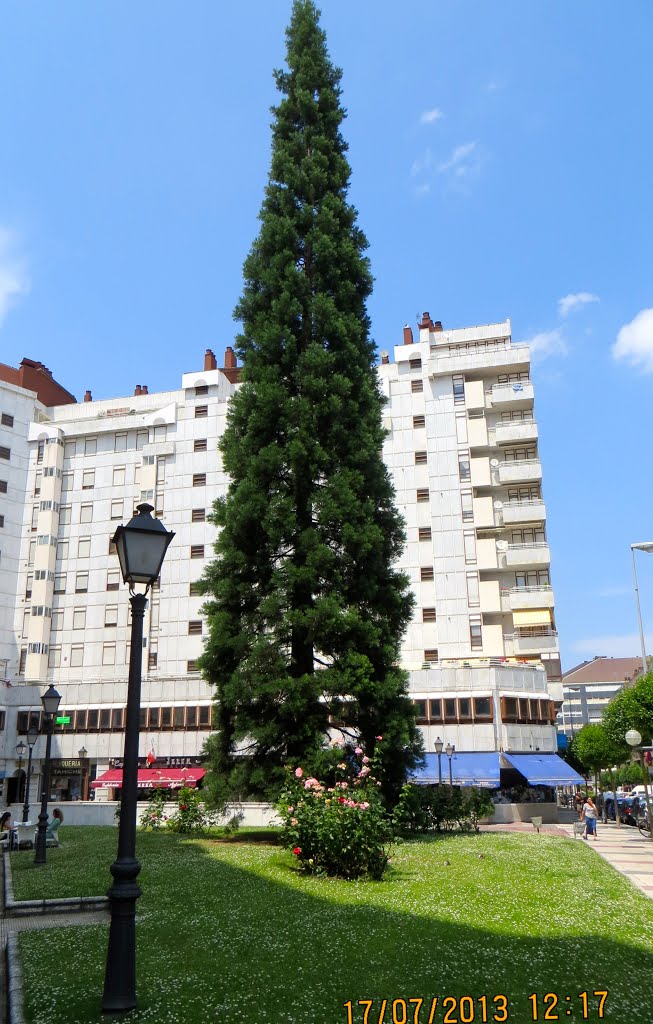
[403,324,414,345]
[224,346,237,369]
[134,385,142,396]
[433,320,443,332]
[380,350,389,364]
[141,385,149,395]
[419,312,435,331]
[83,390,92,403]
[204,348,217,371]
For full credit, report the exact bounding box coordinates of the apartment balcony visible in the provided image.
[495,459,542,485]
[500,586,555,612]
[429,344,530,377]
[503,630,559,656]
[500,499,546,525]
[503,542,550,569]
[491,420,538,446]
[488,381,534,409]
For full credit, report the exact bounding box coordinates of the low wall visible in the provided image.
[7,801,280,828]
[490,802,558,825]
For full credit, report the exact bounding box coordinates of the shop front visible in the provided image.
[46,757,91,802]
[91,756,205,798]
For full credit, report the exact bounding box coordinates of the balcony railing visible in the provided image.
[489,381,534,406]
[495,460,542,484]
[429,344,530,377]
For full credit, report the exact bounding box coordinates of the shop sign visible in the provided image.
[109,756,204,770]
[50,758,85,775]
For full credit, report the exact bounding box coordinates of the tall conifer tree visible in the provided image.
[200,0,421,803]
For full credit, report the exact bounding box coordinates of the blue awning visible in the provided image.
[502,752,584,787]
[410,752,501,789]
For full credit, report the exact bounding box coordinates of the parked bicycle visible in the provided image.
[637,809,651,838]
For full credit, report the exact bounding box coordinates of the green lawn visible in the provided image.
[14,828,653,1024]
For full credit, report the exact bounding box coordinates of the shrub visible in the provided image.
[276,745,392,880]
[139,788,168,831]
[393,784,494,835]
[165,786,214,834]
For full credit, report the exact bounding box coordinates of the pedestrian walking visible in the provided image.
[582,795,598,841]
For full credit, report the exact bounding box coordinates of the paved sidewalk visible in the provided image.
[557,820,653,899]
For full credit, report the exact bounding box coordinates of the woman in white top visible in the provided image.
[582,795,598,840]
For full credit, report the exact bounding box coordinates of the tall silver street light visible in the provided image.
[34,685,62,865]
[22,723,39,822]
[630,542,653,678]
[434,737,443,785]
[102,503,174,1015]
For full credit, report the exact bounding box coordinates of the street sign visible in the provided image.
[55,716,71,724]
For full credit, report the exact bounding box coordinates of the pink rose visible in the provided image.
[362,756,370,764]
[354,747,363,755]
[376,735,383,741]
[360,802,369,810]
[295,767,303,778]
[359,766,371,776]
[287,806,294,813]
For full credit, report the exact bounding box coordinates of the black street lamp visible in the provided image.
[78,746,89,801]
[34,685,62,865]
[434,736,443,785]
[23,723,39,822]
[446,742,455,786]
[102,503,174,1014]
[15,741,26,803]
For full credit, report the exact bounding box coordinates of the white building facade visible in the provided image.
[1,321,564,805]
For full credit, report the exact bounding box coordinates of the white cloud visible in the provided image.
[612,308,653,374]
[520,328,567,363]
[410,148,433,178]
[570,632,653,659]
[597,585,630,598]
[558,292,599,317]
[437,141,477,174]
[420,108,444,124]
[0,228,29,327]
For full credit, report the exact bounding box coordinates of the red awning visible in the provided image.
[91,768,205,790]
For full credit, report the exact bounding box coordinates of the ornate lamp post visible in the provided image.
[102,503,174,1014]
[34,685,62,865]
[78,746,89,801]
[625,729,653,841]
[23,723,39,822]
[446,742,455,786]
[434,737,443,785]
[15,740,26,802]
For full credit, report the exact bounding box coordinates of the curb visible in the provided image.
[6,936,25,1024]
[4,854,109,918]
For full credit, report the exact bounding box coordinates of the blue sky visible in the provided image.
[1,1,652,669]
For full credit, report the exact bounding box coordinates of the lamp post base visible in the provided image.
[101,857,142,1013]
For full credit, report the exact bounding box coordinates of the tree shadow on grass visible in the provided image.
[17,831,653,1024]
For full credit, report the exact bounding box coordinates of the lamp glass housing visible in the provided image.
[78,746,88,759]
[113,503,174,587]
[27,724,39,746]
[434,737,443,754]
[41,684,62,717]
[16,741,27,758]
[445,742,454,758]
[626,729,643,747]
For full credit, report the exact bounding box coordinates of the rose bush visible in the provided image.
[277,745,392,880]
[165,785,215,834]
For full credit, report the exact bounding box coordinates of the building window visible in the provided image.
[466,571,480,607]
[136,430,149,450]
[413,699,428,724]
[429,699,443,722]
[19,648,27,674]
[114,433,128,452]
[463,529,477,564]
[458,452,470,481]
[111,499,123,520]
[473,697,493,721]
[161,707,172,729]
[188,620,203,634]
[25,574,33,599]
[105,605,118,627]
[501,696,519,722]
[59,505,71,526]
[148,707,160,729]
[187,706,198,727]
[423,649,439,663]
[154,424,167,441]
[76,537,90,558]
[84,437,97,456]
[189,582,201,596]
[195,405,208,419]
[422,608,436,622]
[418,527,432,541]
[0,446,10,460]
[194,438,207,452]
[198,706,211,728]
[82,470,95,489]
[458,698,472,722]
[411,379,424,394]
[73,608,86,630]
[48,646,61,668]
[102,643,116,666]
[453,375,465,405]
[28,539,36,565]
[56,539,68,561]
[75,572,89,593]
[51,609,63,632]
[416,488,429,503]
[460,490,473,523]
[469,614,483,650]
[148,651,158,670]
[70,645,84,667]
[420,566,434,581]
[53,573,66,594]
[1,412,14,427]
[193,473,206,487]
[190,545,205,559]
[107,568,120,591]
[191,508,206,523]
[195,385,209,397]
[99,709,111,731]
[61,472,73,493]
[187,660,199,673]
[36,442,44,464]
[414,451,427,465]
[33,471,41,495]
[80,504,93,523]
[113,466,126,486]
[412,415,425,429]
[444,698,457,722]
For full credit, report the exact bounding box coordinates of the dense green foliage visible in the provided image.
[15,828,653,1024]
[602,672,653,746]
[392,782,494,834]
[199,0,420,805]
[572,723,629,777]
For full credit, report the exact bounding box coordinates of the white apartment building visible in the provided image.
[1,320,569,806]
[559,656,642,738]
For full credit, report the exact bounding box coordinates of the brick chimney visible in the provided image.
[380,351,389,364]
[134,385,142,396]
[419,312,435,331]
[141,385,148,395]
[433,320,443,332]
[83,390,92,402]
[403,325,414,345]
[204,348,217,371]
[224,346,236,368]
